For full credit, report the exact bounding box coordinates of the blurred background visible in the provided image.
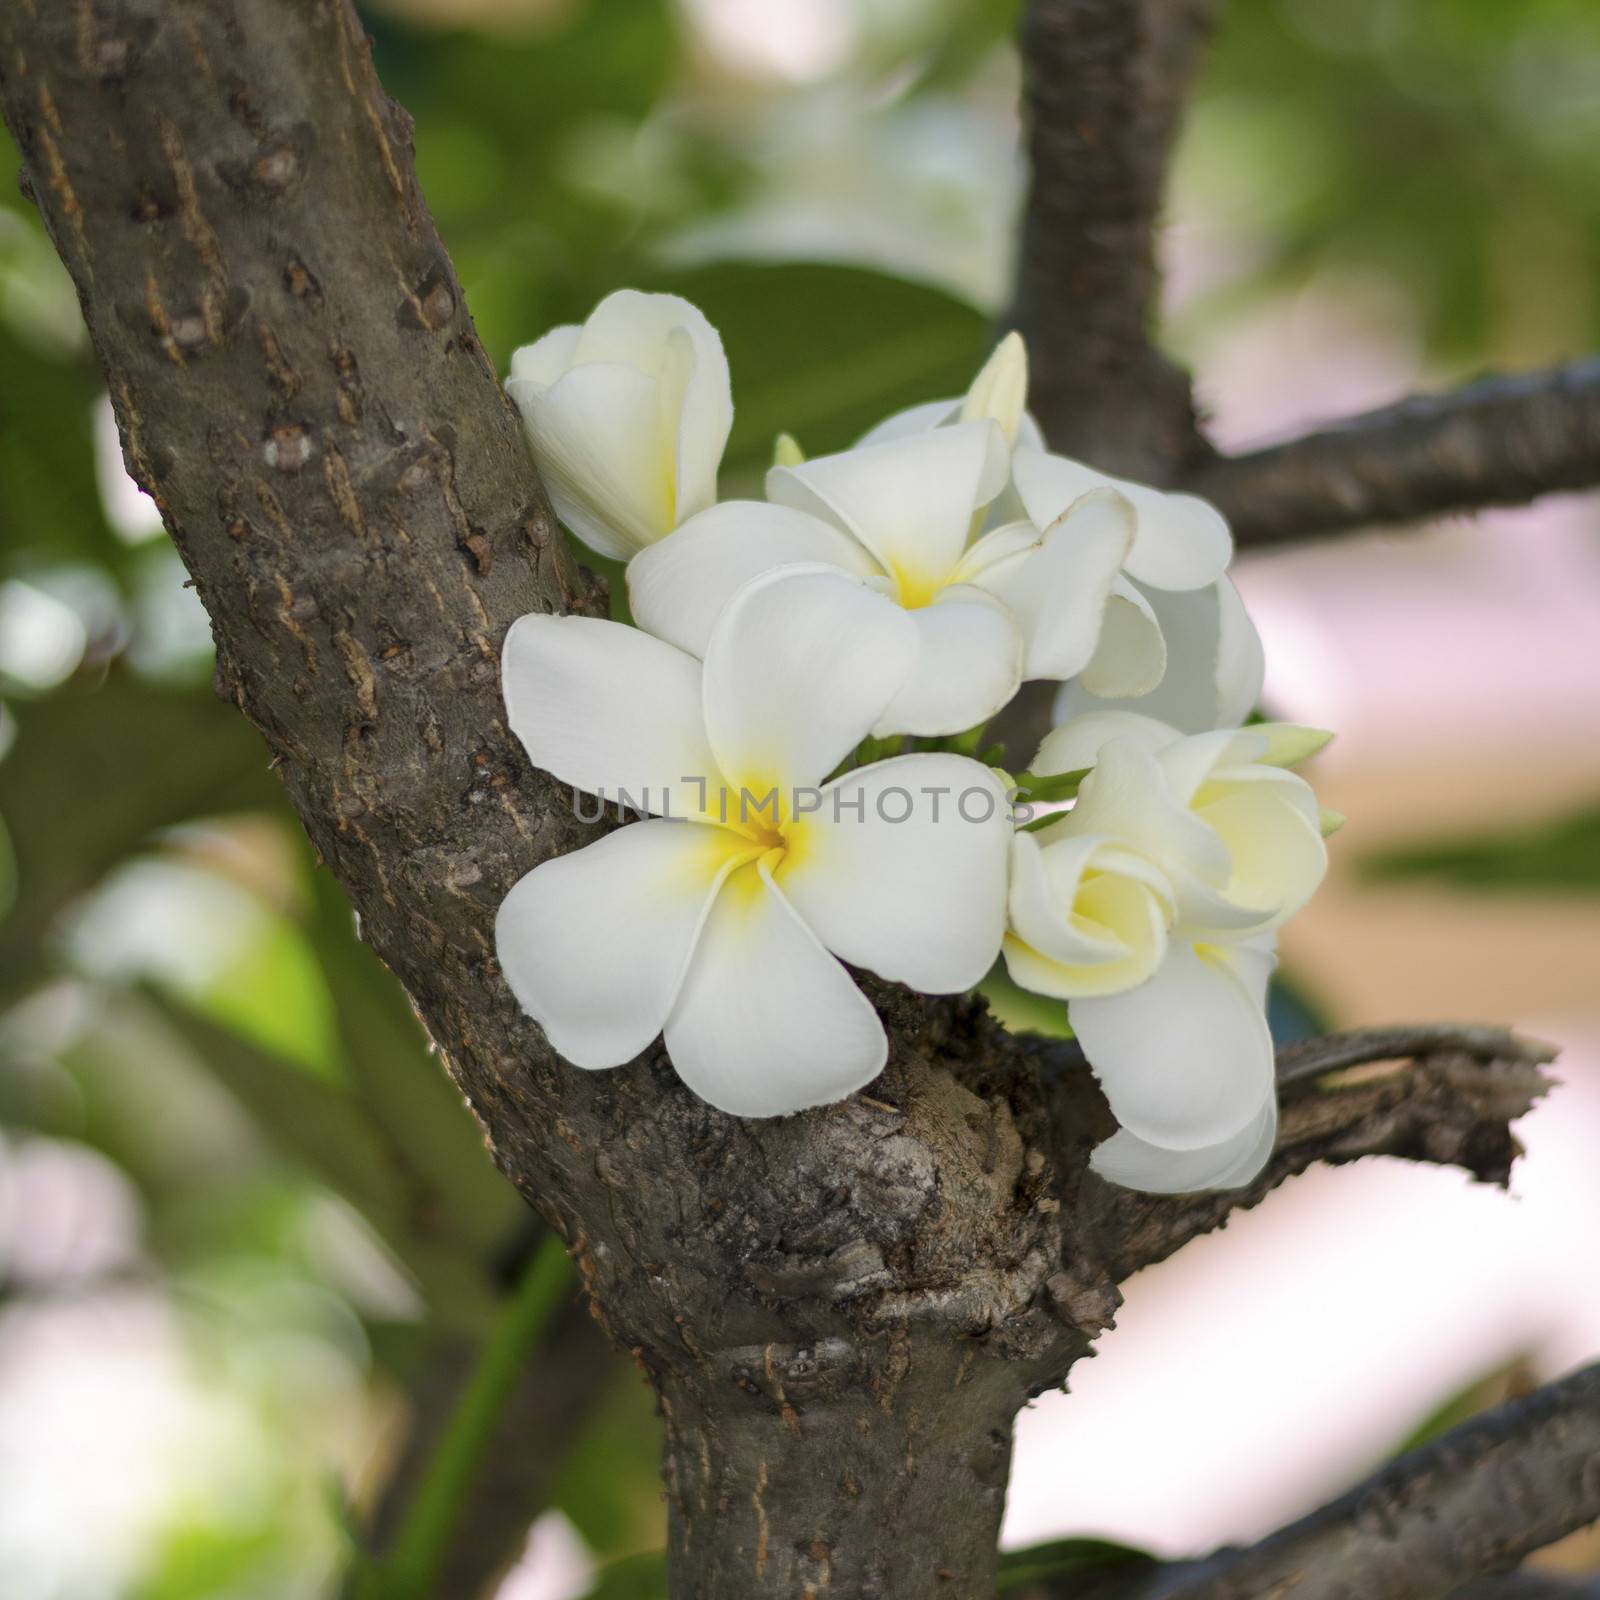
[2,0,1599,1594]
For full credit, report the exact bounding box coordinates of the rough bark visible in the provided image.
[1153,1361,1600,1600]
[1010,0,1218,481]
[0,5,1562,1596]
[1187,359,1600,546]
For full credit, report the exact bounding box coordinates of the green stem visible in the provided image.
[367,1234,572,1600]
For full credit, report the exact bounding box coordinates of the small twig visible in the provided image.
[1274,1023,1559,1088]
[1094,1024,1557,1282]
[1147,1361,1600,1600]
[1186,358,1600,545]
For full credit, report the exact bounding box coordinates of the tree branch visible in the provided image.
[1187,359,1600,546]
[1150,1361,1600,1600]
[1010,0,1218,479]
[1084,1025,1556,1283]
[3,6,1571,1594]
[0,13,1091,1592]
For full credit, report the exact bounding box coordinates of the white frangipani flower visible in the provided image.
[628,418,1139,737]
[1031,711,1330,939]
[495,565,1011,1117]
[1001,712,1332,1192]
[506,290,733,560]
[861,333,1265,732]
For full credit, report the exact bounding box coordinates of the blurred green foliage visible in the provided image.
[1364,803,1600,894]
[2,0,1599,1594]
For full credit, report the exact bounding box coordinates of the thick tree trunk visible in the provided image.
[659,1334,1019,1597]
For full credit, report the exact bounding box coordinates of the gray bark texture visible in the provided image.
[0,2,1568,1596]
[1186,359,1600,546]
[1010,0,1218,481]
[1153,1361,1600,1600]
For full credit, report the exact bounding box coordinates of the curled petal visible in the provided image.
[1191,773,1328,933]
[780,754,1011,993]
[1004,831,1171,986]
[1091,1100,1277,1193]
[509,362,671,559]
[1012,446,1232,592]
[971,488,1134,682]
[1079,577,1166,699]
[627,500,879,658]
[495,820,757,1069]
[1032,708,1178,777]
[1052,575,1266,734]
[664,861,887,1116]
[1070,940,1277,1149]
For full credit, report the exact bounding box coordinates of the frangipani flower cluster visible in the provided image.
[496,290,1341,1194]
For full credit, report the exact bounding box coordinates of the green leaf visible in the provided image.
[1385,1355,1536,1459]
[581,1551,668,1600]
[997,1535,1155,1593]
[148,988,500,1329]
[1361,802,1600,895]
[979,960,1075,1040]
[547,1370,669,1561]
[0,674,276,996]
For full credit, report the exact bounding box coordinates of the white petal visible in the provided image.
[508,362,672,559]
[1070,941,1276,1148]
[659,322,734,527]
[495,820,756,1068]
[664,860,887,1116]
[502,612,721,820]
[1006,832,1169,969]
[871,589,1023,738]
[1012,447,1232,592]
[854,398,960,449]
[1079,577,1166,698]
[974,488,1133,681]
[1091,1100,1276,1193]
[1212,575,1267,728]
[1032,710,1181,779]
[702,565,918,792]
[958,332,1028,447]
[1051,576,1265,734]
[1064,738,1264,931]
[1192,777,1328,931]
[509,323,581,386]
[627,501,880,658]
[575,293,733,508]
[950,519,1042,586]
[572,288,728,387]
[779,754,1010,992]
[767,421,1008,596]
